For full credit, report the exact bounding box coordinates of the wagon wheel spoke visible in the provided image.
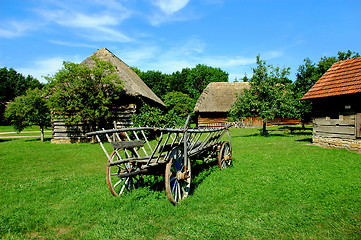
[217,141,232,169]
[106,151,142,196]
[165,146,191,205]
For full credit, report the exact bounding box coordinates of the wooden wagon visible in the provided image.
[87,119,232,204]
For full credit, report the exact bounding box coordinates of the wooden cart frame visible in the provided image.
[87,121,232,204]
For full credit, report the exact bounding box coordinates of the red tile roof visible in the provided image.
[301,57,361,100]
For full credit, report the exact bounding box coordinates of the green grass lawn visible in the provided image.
[0,128,360,239]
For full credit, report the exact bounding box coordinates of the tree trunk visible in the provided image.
[40,127,44,142]
[261,121,267,135]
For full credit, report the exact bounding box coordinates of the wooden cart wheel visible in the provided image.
[165,146,191,205]
[217,141,232,169]
[106,151,142,196]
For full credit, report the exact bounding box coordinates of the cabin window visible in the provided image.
[343,104,356,116]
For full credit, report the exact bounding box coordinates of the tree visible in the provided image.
[293,50,360,126]
[0,67,42,124]
[184,64,228,99]
[132,65,228,113]
[5,88,50,141]
[163,91,194,125]
[133,92,194,130]
[137,70,169,98]
[46,57,123,131]
[242,73,249,82]
[132,104,168,128]
[229,56,298,135]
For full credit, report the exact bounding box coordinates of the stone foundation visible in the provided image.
[313,136,361,152]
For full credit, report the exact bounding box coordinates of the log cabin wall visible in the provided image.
[196,112,265,127]
[196,112,300,128]
[311,94,361,152]
[51,103,136,144]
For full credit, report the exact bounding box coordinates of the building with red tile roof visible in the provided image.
[301,57,361,100]
[301,57,361,152]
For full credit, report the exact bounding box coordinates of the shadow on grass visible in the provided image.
[24,137,52,142]
[0,139,13,143]
[190,160,219,195]
[296,138,312,143]
[138,158,219,197]
[232,127,313,138]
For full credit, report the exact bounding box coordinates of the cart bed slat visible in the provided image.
[111,140,144,149]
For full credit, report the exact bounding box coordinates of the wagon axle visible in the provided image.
[176,170,190,180]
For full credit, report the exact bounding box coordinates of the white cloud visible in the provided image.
[118,45,160,65]
[79,26,133,42]
[36,3,134,42]
[151,0,190,15]
[149,0,193,26]
[0,20,37,38]
[49,40,97,49]
[202,56,255,68]
[262,50,284,60]
[117,37,256,79]
[17,57,72,83]
[56,13,119,28]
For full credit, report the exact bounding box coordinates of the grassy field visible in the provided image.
[0,127,360,239]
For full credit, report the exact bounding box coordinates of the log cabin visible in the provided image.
[193,82,255,127]
[52,48,165,143]
[301,57,361,152]
[194,82,301,127]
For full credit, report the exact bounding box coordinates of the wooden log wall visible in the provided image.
[51,104,136,143]
[267,118,301,126]
[197,117,228,127]
[313,115,356,140]
[197,116,300,128]
[197,116,264,127]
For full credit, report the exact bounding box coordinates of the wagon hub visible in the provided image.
[176,170,189,180]
[224,155,231,160]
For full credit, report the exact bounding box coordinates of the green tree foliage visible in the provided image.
[46,57,123,131]
[5,88,50,141]
[133,64,228,126]
[0,67,42,124]
[293,50,360,125]
[132,93,192,133]
[136,69,168,98]
[184,64,228,99]
[163,91,194,119]
[132,104,168,128]
[242,73,249,82]
[229,56,298,135]
[134,64,228,101]
[170,64,228,99]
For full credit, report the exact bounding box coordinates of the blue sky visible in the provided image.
[1,0,360,83]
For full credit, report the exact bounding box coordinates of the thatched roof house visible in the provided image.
[82,48,164,107]
[301,57,361,151]
[52,48,164,143]
[194,82,250,127]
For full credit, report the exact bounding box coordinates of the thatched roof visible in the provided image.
[82,48,165,106]
[194,82,250,113]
